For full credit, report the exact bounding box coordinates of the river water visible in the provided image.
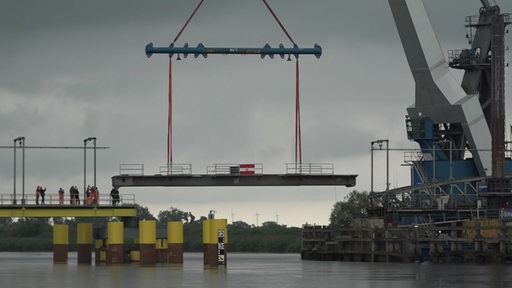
[1,252,511,288]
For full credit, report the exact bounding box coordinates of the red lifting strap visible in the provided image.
[167,0,303,166]
[295,59,302,165]
[261,0,295,45]
[168,60,173,165]
[173,0,206,44]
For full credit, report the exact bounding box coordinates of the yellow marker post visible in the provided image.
[203,219,228,266]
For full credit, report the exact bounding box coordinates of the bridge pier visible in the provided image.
[139,220,157,265]
[168,221,184,264]
[107,221,124,264]
[53,224,68,263]
[203,218,228,267]
[77,223,93,264]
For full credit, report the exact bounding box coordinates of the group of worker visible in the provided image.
[35,186,46,205]
[34,185,121,206]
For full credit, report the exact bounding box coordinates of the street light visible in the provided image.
[370,139,390,192]
[13,137,25,205]
[83,137,96,202]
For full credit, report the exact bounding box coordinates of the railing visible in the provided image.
[206,163,263,175]
[119,164,144,175]
[0,193,135,206]
[285,163,334,175]
[159,163,192,175]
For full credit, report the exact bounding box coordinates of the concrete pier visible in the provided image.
[139,220,157,266]
[53,224,68,264]
[77,223,93,264]
[203,218,228,266]
[107,221,124,264]
[168,221,184,264]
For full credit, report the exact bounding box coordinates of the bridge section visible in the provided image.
[112,163,357,188]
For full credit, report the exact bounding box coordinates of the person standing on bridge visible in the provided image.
[40,187,46,204]
[110,187,120,205]
[93,186,99,205]
[58,188,64,205]
[35,186,41,205]
[86,185,93,205]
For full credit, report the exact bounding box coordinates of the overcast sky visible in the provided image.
[1,0,512,227]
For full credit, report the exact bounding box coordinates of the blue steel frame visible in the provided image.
[145,42,322,59]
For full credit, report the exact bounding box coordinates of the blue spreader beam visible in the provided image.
[145,42,322,59]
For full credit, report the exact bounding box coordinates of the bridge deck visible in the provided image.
[0,204,136,218]
[112,174,357,188]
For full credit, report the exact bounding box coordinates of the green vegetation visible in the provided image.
[329,190,369,227]
[0,205,301,253]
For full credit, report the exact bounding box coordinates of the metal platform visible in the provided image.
[0,205,137,218]
[112,174,357,188]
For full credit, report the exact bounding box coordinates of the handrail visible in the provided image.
[119,164,144,175]
[0,193,135,206]
[206,163,263,175]
[159,163,192,175]
[285,163,334,175]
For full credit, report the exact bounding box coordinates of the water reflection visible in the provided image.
[1,252,512,288]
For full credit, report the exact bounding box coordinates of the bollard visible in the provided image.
[53,224,69,264]
[107,221,124,264]
[168,221,184,264]
[77,223,93,264]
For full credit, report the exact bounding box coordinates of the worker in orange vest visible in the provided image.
[93,186,100,205]
[86,185,93,205]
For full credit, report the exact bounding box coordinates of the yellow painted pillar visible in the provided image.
[107,221,124,265]
[77,223,93,264]
[203,219,228,266]
[53,224,69,264]
[139,220,157,265]
[168,221,184,264]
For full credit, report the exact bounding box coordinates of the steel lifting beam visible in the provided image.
[145,42,322,59]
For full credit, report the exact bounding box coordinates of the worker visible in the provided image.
[93,186,100,205]
[40,187,46,204]
[86,185,93,205]
[69,186,74,204]
[110,187,120,205]
[58,188,64,205]
[69,186,80,205]
[35,186,40,205]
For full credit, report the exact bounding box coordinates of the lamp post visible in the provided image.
[83,137,96,202]
[371,139,390,210]
[370,139,390,192]
[13,137,25,205]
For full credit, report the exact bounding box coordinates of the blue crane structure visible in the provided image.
[369,0,511,223]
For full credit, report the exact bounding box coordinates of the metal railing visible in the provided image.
[285,163,334,175]
[159,163,192,175]
[119,164,144,175]
[206,163,263,175]
[0,193,135,206]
